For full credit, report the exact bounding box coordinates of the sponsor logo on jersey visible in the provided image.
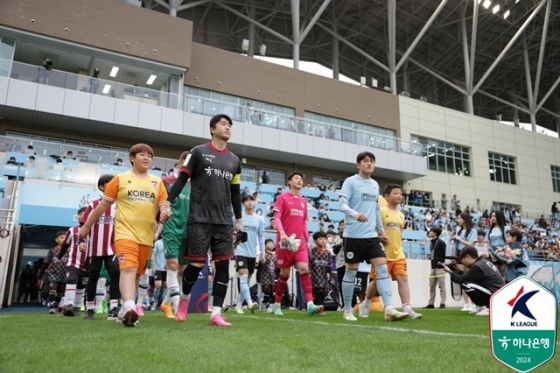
[361,192,377,202]
[290,208,304,217]
[127,190,156,202]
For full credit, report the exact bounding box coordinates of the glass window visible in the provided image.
[411,135,471,177]
[241,166,257,183]
[0,37,16,77]
[259,168,285,186]
[488,152,517,185]
[313,175,343,189]
[552,166,560,193]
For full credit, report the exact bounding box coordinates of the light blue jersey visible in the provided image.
[235,210,265,258]
[485,226,510,247]
[153,239,166,272]
[339,174,384,239]
[454,227,478,251]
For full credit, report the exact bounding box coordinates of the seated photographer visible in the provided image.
[441,246,504,317]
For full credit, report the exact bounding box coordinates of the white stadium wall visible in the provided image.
[400,96,560,216]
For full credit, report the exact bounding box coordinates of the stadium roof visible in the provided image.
[146,0,560,134]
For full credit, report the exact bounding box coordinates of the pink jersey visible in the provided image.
[81,199,116,257]
[64,226,87,270]
[273,191,309,244]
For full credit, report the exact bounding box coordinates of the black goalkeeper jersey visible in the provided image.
[181,142,241,225]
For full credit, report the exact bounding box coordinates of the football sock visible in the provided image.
[212,260,229,308]
[274,275,288,304]
[166,269,180,305]
[86,301,95,311]
[109,299,119,310]
[153,288,161,306]
[64,284,76,306]
[182,265,203,297]
[211,306,221,317]
[239,274,252,306]
[363,299,372,308]
[300,273,314,303]
[136,275,148,306]
[342,270,357,311]
[374,264,393,309]
[73,288,84,308]
[123,300,135,311]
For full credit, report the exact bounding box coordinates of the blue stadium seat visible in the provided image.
[259,184,283,194]
[308,208,319,219]
[402,230,427,241]
[25,167,39,179]
[100,164,129,174]
[321,200,340,210]
[325,211,345,222]
[4,152,29,164]
[301,189,322,199]
[259,194,273,204]
[0,177,6,192]
[1,164,26,177]
[324,191,340,201]
[255,204,270,217]
[62,159,79,166]
[307,221,320,233]
[241,181,257,191]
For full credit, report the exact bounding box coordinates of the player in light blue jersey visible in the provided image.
[339,151,408,322]
[234,194,265,314]
[152,237,168,311]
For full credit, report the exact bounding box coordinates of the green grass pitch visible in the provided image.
[0,308,558,373]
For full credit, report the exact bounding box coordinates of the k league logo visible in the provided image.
[508,286,539,326]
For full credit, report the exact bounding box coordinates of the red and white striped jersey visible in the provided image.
[81,199,116,257]
[64,226,87,270]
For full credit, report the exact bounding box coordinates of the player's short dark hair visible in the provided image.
[507,228,523,242]
[129,143,154,166]
[288,171,303,181]
[328,224,334,229]
[209,114,232,131]
[55,230,66,238]
[477,229,486,236]
[242,194,254,203]
[459,246,478,260]
[265,238,274,245]
[97,174,115,189]
[384,184,401,196]
[78,207,87,215]
[356,151,375,163]
[313,231,327,241]
[429,227,442,237]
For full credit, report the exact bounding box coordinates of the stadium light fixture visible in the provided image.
[503,10,510,19]
[109,66,119,77]
[259,44,267,56]
[146,75,157,85]
[102,84,111,94]
[492,4,500,14]
[483,0,491,9]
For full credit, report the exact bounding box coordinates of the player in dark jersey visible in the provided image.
[161,114,242,327]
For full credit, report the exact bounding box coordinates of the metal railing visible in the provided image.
[2,59,422,155]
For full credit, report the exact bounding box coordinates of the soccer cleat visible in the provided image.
[160,303,175,319]
[102,302,108,314]
[48,308,56,314]
[306,303,324,316]
[80,304,85,312]
[63,306,76,317]
[136,305,145,316]
[475,306,489,316]
[384,308,409,322]
[84,309,95,320]
[107,307,119,321]
[175,298,190,322]
[358,302,370,318]
[469,306,481,315]
[235,305,244,314]
[151,302,157,311]
[405,308,423,319]
[209,314,232,327]
[249,303,258,314]
[461,304,470,311]
[122,307,139,327]
[273,305,284,316]
[342,310,357,321]
[439,304,446,309]
[423,304,435,309]
[96,307,103,314]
